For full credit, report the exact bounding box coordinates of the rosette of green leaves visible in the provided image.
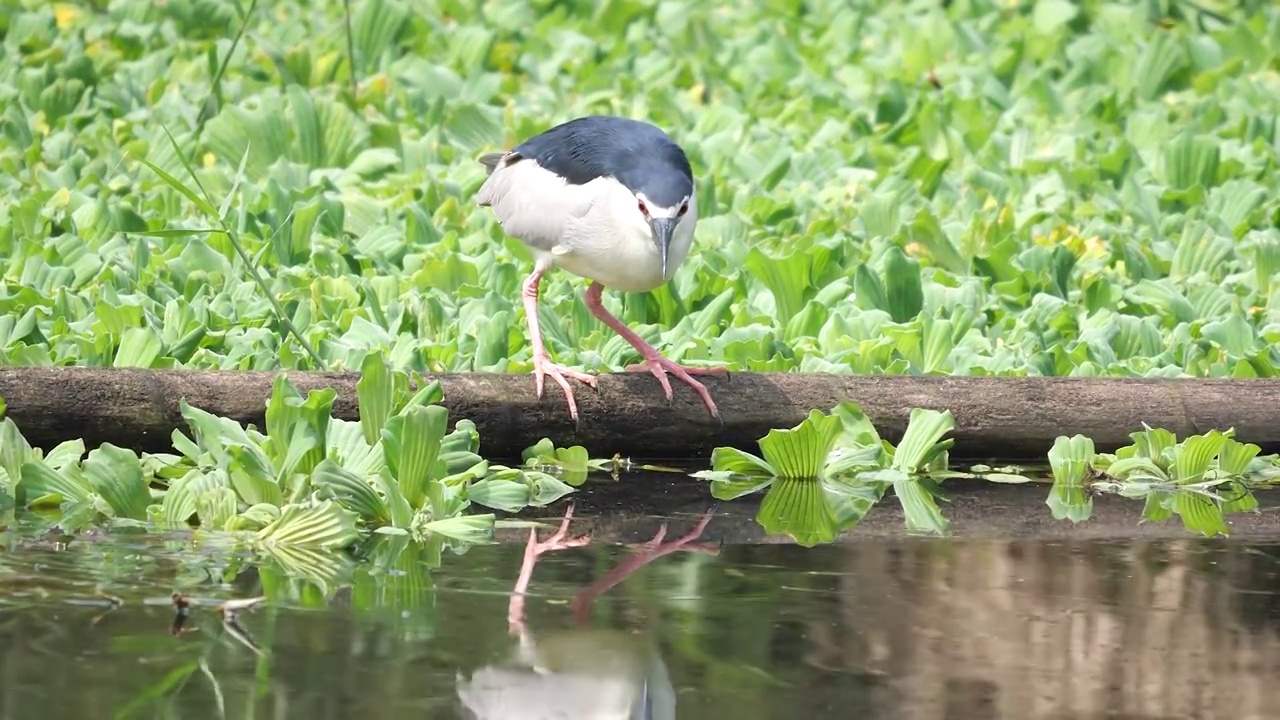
[693,402,957,545]
[1084,426,1269,537]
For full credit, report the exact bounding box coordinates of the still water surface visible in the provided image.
[2,503,1280,719]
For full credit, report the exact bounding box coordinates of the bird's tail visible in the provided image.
[477,152,505,175]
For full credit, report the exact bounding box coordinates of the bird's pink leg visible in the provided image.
[507,503,592,633]
[583,282,726,421]
[570,509,720,625]
[522,268,597,423]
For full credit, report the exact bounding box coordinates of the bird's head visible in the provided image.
[632,190,694,280]
[615,155,696,281]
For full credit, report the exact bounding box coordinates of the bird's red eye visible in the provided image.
[637,200,648,216]
[677,202,687,217]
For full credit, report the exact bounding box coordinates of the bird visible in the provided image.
[455,504,720,719]
[473,115,726,425]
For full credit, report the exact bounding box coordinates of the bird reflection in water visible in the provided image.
[456,504,720,719]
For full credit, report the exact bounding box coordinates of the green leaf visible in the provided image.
[160,469,229,526]
[825,401,886,476]
[19,459,92,507]
[707,475,775,501]
[756,477,838,547]
[0,418,37,498]
[401,380,445,410]
[327,419,386,477]
[312,458,389,524]
[1201,315,1256,357]
[1033,0,1077,34]
[113,327,162,367]
[356,349,399,446]
[882,246,924,323]
[420,513,495,544]
[1141,490,1174,524]
[466,477,533,513]
[372,470,414,528]
[1172,431,1226,484]
[226,444,285,507]
[853,264,887,312]
[350,0,412,74]
[830,401,883,449]
[892,475,949,535]
[381,404,449,511]
[531,472,576,506]
[1217,437,1261,476]
[1162,133,1220,191]
[198,487,239,530]
[553,446,590,475]
[256,500,362,549]
[890,409,955,473]
[758,409,843,479]
[228,503,282,532]
[521,438,557,466]
[133,228,223,238]
[1125,426,1178,465]
[745,247,809,325]
[1046,435,1095,522]
[1173,489,1229,537]
[264,374,336,479]
[704,446,776,478]
[81,444,152,520]
[1106,456,1170,482]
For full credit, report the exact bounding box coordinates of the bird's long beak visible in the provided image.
[648,217,676,279]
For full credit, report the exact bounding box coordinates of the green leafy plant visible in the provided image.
[1045,435,1096,523]
[519,438,611,486]
[3,0,1279,383]
[3,0,1280,553]
[693,403,962,545]
[1086,427,1273,537]
[0,350,579,554]
[694,400,1280,544]
[1039,426,1280,537]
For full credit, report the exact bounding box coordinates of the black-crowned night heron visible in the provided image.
[475,115,726,424]
[455,505,720,719]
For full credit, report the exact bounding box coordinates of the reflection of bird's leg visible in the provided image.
[508,503,591,634]
[571,509,720,625]
[583,283,725,422]
[523,266,598,424]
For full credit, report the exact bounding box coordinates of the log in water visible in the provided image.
[2,367,1279,460]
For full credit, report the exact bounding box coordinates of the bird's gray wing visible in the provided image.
[474,152,599,254]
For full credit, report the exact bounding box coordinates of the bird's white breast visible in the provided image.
[554,180,697,293]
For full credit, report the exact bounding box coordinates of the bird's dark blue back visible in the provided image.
[511,116,694,208]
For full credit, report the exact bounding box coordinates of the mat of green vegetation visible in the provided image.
[2,0,1278,376]
[5,1,1280,552]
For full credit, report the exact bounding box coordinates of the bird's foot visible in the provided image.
[532,353,598,423]
[636,523,720,556]
[623,354,727,423]
[524,503,592,563]
[568,509,719,623]
[509,504,591,633]
[637,509,720,556]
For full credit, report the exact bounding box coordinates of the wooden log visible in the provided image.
[1,367,1279,461]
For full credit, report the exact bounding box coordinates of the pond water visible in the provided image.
[2,475,1280,720]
